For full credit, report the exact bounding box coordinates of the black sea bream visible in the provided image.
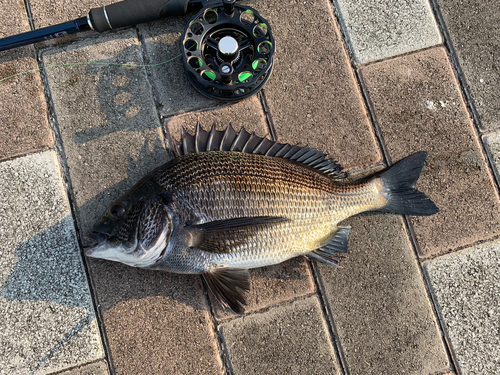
[85,123,438,313]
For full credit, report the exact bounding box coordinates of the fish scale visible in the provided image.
[150,151,365,267]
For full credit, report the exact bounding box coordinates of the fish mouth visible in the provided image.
[84,231,110,257]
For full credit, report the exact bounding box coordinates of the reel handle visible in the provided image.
[89,0,194,32]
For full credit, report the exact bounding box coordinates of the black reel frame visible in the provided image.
[181,0,275,101]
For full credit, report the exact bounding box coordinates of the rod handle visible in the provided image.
[88,0,192,32]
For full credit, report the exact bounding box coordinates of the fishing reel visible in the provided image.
[0,0,275,102]
[181,0,275,101]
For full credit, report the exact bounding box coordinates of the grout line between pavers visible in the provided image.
[326,0,459,373]
[420,266,463,375]
[355,37,460,375]
[136,23,234,375]
[22,0,35,31]
[200,276,234,375]
[24,4,117,372]
[135,25,176,161]
[427,0,481,131]
[400,214,459,375]
[352,45,444,69]
[213,290,320,324]
[45,359,109,375]
[258,89,277,141]
[420,233,500,262]
[309,260,349,375]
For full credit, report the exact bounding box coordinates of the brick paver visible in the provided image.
[253,0,381,169]
[316,214,450,374]
[40,29,223,375]
[360,47,500,257]
[89,261,223,374]
[1,0,499,373]
[220,297,339,375]
[335,0,441,64]
[139,17,218,116]
[41,30,167,235]
[0,151,103,374]
[424,241,500,374]
[484,131,500,182]
[435,0,500,131]
[0,1,52,161]
[29,0,114,29]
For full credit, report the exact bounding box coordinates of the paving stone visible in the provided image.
[359,47,500,257]
[41,31,223,375]
[29,0,114,29]
[0,151,103,375]
[0,0,30,37]
[424,241,500,374]
[483,131,500,183]
[252,0,381,169]
[220,297,339,375]
[41,29,167,235]
[163,96,269,143]
[436,0,500,131]
[164,99,316,318]
[334,0,441,64]
[315,214,450,374]
[54,360,109,375]
[89,260,223,375]
[0,0,52,161]
[138,17,217,116]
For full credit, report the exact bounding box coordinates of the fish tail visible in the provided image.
[379,151,438,216]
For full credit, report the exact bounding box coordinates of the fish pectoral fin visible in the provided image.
[308,226,351,267]
[186,216,289,254]
[192,216,288,231]
[203,268,250,314]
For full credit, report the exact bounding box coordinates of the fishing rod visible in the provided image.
[0,0,208,52]
[0,0,275,101]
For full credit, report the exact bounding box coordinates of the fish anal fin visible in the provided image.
[203,268,250,314]
[308,226,351,267]
[186,216,289,254]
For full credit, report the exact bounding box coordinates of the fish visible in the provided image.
[85,122,438,313]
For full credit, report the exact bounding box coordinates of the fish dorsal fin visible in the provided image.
[173,122,346,179]
[203,268,250,314]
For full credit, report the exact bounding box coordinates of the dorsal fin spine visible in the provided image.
[173,122,345,178]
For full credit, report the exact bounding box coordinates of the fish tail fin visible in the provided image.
[379,151,438,216]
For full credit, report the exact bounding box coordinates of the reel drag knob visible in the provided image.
[181,1,275,102]
[218,36,238,58]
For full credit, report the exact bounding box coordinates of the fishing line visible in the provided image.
[0,53,183,83]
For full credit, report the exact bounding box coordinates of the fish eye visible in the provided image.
[109,203,126,219]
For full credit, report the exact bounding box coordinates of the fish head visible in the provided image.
[85,188,174,268]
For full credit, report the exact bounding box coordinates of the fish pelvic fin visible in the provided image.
[203,268,250,314]
[308,226,350,268]
[379,151,438,216]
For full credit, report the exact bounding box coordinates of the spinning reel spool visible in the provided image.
[181,0,275,101]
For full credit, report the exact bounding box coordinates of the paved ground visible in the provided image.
[0,0,499,373]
